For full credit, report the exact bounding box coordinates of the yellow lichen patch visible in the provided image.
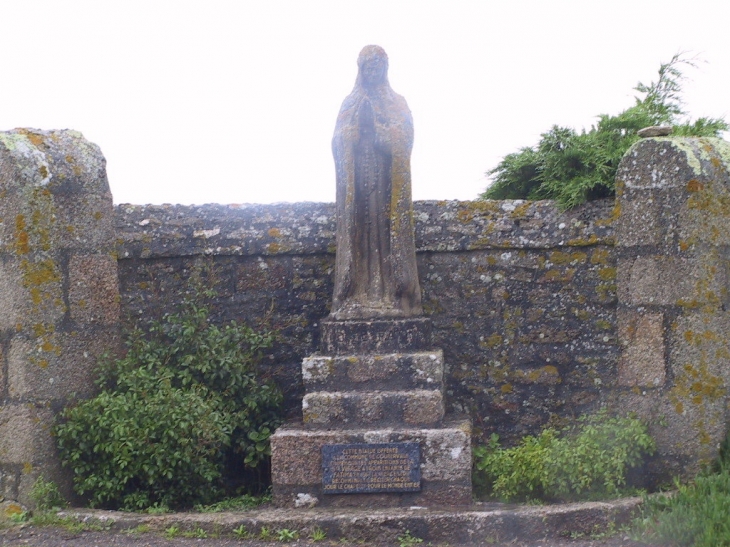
[456,209,474,223]
[549,251,587,265]
[93,211,103,221]
[698,425,712,445]
[598,267,617,281]
[25,132,45,147]
[572,308,590,321]
[595,283,616,300]
[542,268,576,282]
[594,319,612,331]
[41,340,56,352]
[678,240,691,252]
[567,234,600,247]
[670,363,726,413]
[14,214,29,255]
[686,179,704,192]
[510,201,532,219]
[483,334,503,349]
[590,248,611,265]
[21,259,60,291]
[32,323,54,337]
[500,383,513,394]
[515,365,561,385]
[267,242,281,253]
[268,227,282,238]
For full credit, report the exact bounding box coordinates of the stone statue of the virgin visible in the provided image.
[330,45,422,321]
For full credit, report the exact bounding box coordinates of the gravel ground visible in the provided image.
[0,526,663,547]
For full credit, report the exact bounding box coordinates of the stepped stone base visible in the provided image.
[302,389,444,428]
[321,317,432,354]
[303,350,444,391]
[270,417,472,508]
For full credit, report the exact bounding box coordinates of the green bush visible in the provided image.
[55,289,283,510]
[473,410,655,502]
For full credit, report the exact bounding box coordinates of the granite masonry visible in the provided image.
[1,132,729,506]
[0,129,120,507]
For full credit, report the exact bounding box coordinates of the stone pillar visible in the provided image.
[0,129,120,506]
[615,136,730,483]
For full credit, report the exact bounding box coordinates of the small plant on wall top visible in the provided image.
[473,409,655,502]
[54,280,283,511]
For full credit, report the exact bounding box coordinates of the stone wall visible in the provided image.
[115,137,730,486]
[115,199,618,446]
[0,129,120,507]
[3,132,729,505]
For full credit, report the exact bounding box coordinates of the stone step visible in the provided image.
[302,389,444,428]
[270,416,472,508]
[302,350,444,392]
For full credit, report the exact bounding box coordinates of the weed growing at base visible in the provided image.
[473,409,655,502]
[632,435,730,547]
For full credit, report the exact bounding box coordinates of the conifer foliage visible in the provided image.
[482,54,727,209]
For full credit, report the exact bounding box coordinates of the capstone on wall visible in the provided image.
[115,198,618,446]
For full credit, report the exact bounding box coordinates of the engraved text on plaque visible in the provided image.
[322,443,420,494]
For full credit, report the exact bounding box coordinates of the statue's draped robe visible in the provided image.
[330,53,422,320]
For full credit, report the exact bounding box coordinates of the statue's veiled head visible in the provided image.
[357,45,389,89]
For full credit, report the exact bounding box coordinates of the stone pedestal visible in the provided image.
[270,319,473,508]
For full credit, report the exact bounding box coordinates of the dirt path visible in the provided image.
[0,525,661,547]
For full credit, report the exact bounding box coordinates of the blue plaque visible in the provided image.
[322,442,421,494]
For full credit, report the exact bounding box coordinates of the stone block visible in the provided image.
[614,190,661,248]
[668,312,730,397]
[0,405,55,465]
[302,390,444,428]
[623,255,726,307]
[0,256,66,328]
[53,193,115,251]
[8,328,118,401]
[616,138,703,192]
[614,391,726,482]
[321,317,433,354]
[302,351,443,391]
[0,260,29,332]
[617,310,666,387]
[68,254,120,325]
[270,417,472,507]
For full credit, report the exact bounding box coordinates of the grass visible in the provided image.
[193,492,271,512]
[632,438,730,547]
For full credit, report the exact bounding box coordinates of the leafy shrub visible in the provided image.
[482,54,728,209]
[473,410,655,502]
[55,288,283,510]
[633,435,730,547]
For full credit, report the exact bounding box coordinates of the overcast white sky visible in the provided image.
[2,1,729,205]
